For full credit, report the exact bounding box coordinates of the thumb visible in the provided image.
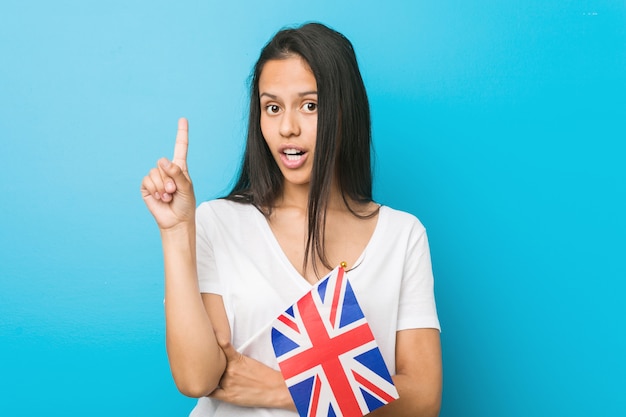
[158,158,192,192]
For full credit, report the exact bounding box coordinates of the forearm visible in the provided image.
[369,328,443,417]
[161,223,226,397]
[365,372,441,417]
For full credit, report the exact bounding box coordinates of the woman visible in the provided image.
[141,23,442,416]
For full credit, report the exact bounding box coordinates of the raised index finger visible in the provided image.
[172,117,189,170]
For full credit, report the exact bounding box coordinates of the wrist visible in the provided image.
[160,221,196,257]
[160,220,195,239]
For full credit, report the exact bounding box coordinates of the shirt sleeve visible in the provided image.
[397,221,441,331]
[196,203,224,295]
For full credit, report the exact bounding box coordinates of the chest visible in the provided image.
[268,210,379,283]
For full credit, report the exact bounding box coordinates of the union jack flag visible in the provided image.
[271,266,398,417]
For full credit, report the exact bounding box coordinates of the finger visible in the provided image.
[220,342,241,363]
[172,117,189,170]
[147,167,166,200]
[208,386,226,401]
[159,157,192,194]
[141,174,158,200]
[157,158,177,194]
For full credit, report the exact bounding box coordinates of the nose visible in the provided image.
[279,109,301,138]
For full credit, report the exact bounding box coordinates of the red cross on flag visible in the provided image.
[271,266,399,417]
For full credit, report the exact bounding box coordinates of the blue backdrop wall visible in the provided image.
[1,1,624,416]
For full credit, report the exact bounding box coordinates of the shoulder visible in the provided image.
[379,205,426,235]
[196,199,262,231]
[197,199,256,217]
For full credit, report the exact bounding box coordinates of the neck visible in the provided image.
[276,182,310,210]
[276,180,346,212]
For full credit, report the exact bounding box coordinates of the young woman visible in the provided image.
[141,23,442,417]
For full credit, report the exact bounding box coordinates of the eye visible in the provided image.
[265,104,281,115]
[302,102,317,113]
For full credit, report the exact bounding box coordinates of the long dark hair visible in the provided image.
[226,22,374,276]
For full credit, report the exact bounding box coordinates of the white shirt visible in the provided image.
[190,199,439,416]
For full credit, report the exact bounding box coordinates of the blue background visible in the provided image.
[1,1,624,415]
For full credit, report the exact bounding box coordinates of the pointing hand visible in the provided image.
[141,118,196,230]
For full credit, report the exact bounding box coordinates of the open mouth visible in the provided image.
[283,148,305,161]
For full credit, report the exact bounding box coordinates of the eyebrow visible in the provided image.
[260,91,318,99]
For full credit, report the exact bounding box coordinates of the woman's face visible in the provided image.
[258,56,318,188]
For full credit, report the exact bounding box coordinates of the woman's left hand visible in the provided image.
[209,342,296,411]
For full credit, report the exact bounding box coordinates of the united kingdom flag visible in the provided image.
[271,266,399,417]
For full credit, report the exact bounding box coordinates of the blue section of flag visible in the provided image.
[339,281,365,328]
[271,328,300,357]
[289,376,315,417]
[361,388,386,410]
[354,348,394,384]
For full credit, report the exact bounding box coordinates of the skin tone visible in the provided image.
[141,55,442,416]
[258,56,381,281]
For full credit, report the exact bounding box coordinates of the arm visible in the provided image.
[162,224,226,397]
[204,291,295,410]
[141,118,226,397]
[367,221,442,415]
[368,328,442,417]
[208,341,296,410]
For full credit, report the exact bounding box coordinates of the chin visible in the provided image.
[283,176,312,187]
